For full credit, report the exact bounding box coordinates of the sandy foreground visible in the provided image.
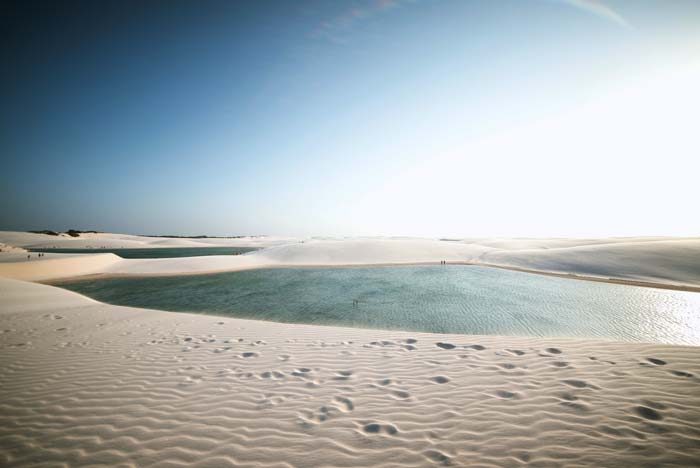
[1,278,699,467]
[2,232,700,466]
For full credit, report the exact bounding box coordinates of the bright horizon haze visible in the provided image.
[1,0,699,238]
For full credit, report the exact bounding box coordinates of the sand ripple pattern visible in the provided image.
[1,279,700,467]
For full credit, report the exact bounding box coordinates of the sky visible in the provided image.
[1,0,699,237]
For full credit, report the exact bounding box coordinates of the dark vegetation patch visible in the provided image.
[28,229,100,237]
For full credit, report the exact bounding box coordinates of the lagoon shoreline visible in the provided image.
[40,260,700,293]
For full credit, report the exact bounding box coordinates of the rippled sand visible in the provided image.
[2,277,699,467]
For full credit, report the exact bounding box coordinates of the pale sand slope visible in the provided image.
[76,238,700,288]
[480,239,700,286]
[0,254,124,281]
[97,239,495,277]
[458,236,700,251]
[0,242,29,263]
[0,231,295,249]
[0,238,495,281]
[1,277,700,468]
[1,233,700,288]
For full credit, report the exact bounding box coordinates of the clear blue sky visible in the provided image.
[1,0,699,237]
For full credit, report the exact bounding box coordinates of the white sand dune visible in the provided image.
[481,239,700,287]
[457,236,700,250]
[1,277,699,467]
[0,242,29,263]
[0,253,123,282]
[0,231,294,249]
[2,233,700,289]
[254,238,493,264]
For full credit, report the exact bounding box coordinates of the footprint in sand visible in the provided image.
[557,391,578,401]
[634,405,663,421]
[299,396,355,426]
[646,357,667,366]
[257,394,287,408]
[390,389,411,399]
[562,379,598,390]
[368,340,391,347]
[333,396,354,411]
[362,422,398,435]
[399,338,418,350]
[436,342,456,350]
[424,449,452,465]
[260,371,285,379]
[366,340,416,351]
[333,370,353,381]
[430,376,450,384]
[241,352,259,358]
[495,390,520,399]
[589,356,616,365]
[291,367,312,377]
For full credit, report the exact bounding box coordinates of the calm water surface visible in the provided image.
[31,247,258,258]
[58,266,700,345]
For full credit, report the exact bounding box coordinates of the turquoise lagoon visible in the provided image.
[58,265,700,345]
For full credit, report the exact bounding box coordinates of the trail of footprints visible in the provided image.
[298,395,356,426]
[2,316,699,468]
[427,340,696,424]
[142,324,697,455]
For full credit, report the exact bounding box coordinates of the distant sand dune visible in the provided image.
[1,277,699,467]
[481,239,700,287]
[0,253,123,281]
[0,231,294,250]
[2,232,700,290]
